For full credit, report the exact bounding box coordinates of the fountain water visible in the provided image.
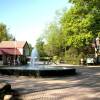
[30,47,39,68]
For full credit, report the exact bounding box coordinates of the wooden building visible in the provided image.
[0,41,30,65]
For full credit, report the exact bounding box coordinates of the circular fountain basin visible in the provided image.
[0,65,76,77]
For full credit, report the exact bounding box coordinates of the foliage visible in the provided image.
[60,0,100,50]
[35,36,46,57]
[64,47,78,64]
[43,22,63,57]
[64,47,86,64]
[0,23,14,41]
[36,0,100,64]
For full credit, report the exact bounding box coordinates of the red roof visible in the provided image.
[0,48,21,55]
[0,41,27,48]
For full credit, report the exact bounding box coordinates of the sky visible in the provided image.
[0,0,71,46]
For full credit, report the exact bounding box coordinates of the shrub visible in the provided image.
[63,47,86,65]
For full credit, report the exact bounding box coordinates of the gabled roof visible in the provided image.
[0,48,21,55]
[0,41,27,48]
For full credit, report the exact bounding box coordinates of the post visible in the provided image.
[14,41,16,66]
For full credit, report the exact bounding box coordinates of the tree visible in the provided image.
[60,0,100,50]
[36,0,100,64]
[43,22,63,57]
[35,36,46,57]
[0,23,14,41]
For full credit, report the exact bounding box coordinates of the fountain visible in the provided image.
[30,47,39,68]
[0,47,76,77]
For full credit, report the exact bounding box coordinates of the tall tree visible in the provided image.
[43,22,63,57]
[35,36,46,57]
[60,0,100,50]
[0,23,14,41]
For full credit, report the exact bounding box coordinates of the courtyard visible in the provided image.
[0,65,100,100]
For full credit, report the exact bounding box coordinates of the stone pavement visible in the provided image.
[0,66,100,100]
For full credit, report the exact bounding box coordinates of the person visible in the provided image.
[80,58,84,65]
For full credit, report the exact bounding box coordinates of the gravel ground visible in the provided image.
[0,65,100,100]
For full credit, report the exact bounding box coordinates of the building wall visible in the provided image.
[2,55,7,65]
[18,48,23,55]
[17,42,30,56]
[23,43,30,56]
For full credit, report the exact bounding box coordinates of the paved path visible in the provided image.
[0,66,100,100]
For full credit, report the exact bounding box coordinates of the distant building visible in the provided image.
[0,41,30,65]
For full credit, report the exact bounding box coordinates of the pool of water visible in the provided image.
[0,65,70,70]
[0,65,76,77]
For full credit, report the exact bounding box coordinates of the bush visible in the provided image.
[63,47,86,65]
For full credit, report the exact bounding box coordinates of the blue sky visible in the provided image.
[0,0,71,46]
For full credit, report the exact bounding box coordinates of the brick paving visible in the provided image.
[0,66,100,100]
